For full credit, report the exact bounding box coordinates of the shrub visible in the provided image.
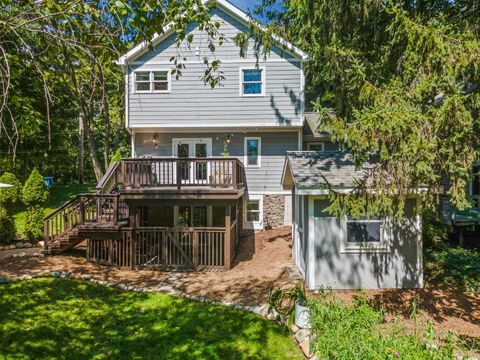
[309,289,461,359]
[22,169,48,206]
[24,205,44,241]
[422,210,449,248]
[0,206,16,244]
[0,172,22,209]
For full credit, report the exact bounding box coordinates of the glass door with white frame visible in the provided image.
[173,138,212,184]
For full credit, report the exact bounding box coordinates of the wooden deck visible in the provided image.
[43,157,245,270]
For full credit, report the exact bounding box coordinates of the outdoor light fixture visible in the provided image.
[152,134,159,149]
[224,133,233,145]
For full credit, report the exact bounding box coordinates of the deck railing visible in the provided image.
[121,157,245,190]
[44,194,129,250]
[87,226,236,271]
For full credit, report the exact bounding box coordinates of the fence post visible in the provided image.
[193,230,199,270]
[232,160,236,187]
[108,238,113,266]
[43,220,49,252]
[79,196,85,225]
[176,161,181,189]
[86,239,90,261]
[113,196,118,226]
[224,206,231,270]
[162,229,168,271]
[130,229,135,269]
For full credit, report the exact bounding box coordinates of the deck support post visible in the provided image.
[224,206,231,270]
[113,195,118,226]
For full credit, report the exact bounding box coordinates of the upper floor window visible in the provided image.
[240,68,264,96]
[134,70,170,93]
[244,137,261,167]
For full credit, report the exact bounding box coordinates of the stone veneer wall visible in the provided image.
[263,195,285,228]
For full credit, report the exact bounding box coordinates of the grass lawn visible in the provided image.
[13,183,95,237]
[0,278,303,360]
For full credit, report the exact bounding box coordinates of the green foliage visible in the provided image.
[309,289,461,359]
[0,206,16,244]
[422,211,449,248]
[268,283,307,316]
[425,246,480,293]
[0,278,303,359]
[21,169,48,206]
[262,0,480,217]
[109,148,123,165]
[0,172,22,209]
[24,205,44,241]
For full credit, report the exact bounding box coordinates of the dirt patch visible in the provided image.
[0,227,294,306]
[334,287,480,342]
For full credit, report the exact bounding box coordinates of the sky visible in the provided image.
[228,0,281,23]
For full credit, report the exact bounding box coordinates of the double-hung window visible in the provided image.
[240,68,264,96]
[341,216,389,253]
[244,137,261,167]
[134,70,170,93]
[245,194,263,230]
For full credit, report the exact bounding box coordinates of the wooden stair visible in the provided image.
[43,162,128,255]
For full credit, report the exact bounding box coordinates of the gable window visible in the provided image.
[134,70,170,93]
[240,68,264,96]
[341,216,389,253]
[307,142,325,151]
[244,137,261,167]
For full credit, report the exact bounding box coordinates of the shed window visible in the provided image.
[134,70,170,93]
[346,217,382,243]
[241,68,264,96]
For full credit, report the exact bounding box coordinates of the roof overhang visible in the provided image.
[117,0,308,66]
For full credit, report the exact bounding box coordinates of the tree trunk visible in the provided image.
[78,112,84,184]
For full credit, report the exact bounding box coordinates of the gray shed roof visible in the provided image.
[282,151,378,189]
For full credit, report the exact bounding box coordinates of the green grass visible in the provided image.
[309,291,467,359]
[0,278,302,360]
[13,183,95,237]
[425,246,480,293]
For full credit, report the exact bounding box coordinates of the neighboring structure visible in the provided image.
[282,152,423,289]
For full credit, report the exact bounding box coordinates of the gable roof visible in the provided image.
[117,0,308,65]
[282,151,378,191]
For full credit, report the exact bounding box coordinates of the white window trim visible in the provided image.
[244,137,261,168]
[340,216,391,254]
[239,67,266,97]
[306,142,325,151]
[133,69,171,94]
[244,194,263,230]
[172,138,212,158]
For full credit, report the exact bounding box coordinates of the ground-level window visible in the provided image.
[244,137,261,167]
[146,206,174,227]
[244,195,263,230]
[212,206,226,227]
[307,142,325,151]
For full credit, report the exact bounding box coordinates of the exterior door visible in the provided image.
[173,138,212,184]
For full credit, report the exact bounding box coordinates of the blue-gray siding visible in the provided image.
[294,197,423,289]
[134,131,299,192]
[127,7,303,128]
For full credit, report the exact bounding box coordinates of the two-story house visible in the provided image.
[43,0,423,290]
[43,0,309,271]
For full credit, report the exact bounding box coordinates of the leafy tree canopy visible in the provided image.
[259,0,480,216]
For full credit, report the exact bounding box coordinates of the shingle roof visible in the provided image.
[284,151,378,189]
